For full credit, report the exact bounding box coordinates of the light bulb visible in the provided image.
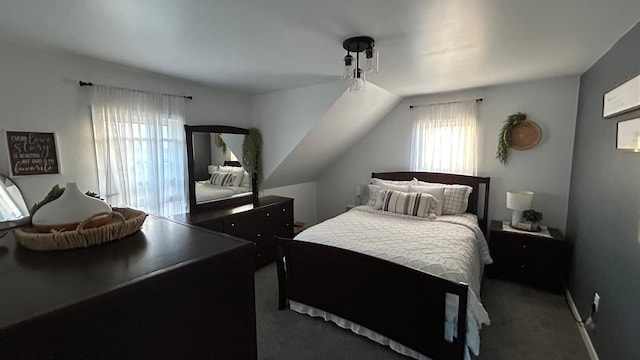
[342,54,354,80]
[350,69,366,93]
[364,48,378,74]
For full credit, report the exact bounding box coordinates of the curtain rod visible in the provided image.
[78,81,193,100]
[409,98,482,109]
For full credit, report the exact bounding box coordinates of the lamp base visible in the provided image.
[510,210,524,228]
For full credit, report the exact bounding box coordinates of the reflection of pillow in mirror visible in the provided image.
[240,171,250,188]
[216,166,244,186]
[210,171,235,186]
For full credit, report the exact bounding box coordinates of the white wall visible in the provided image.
[317,76,580,232]
[0,40,251,208]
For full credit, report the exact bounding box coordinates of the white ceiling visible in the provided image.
[0,0,639,96]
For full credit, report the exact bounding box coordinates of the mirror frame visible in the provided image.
[0,174,31,230]
[185,125,253,213]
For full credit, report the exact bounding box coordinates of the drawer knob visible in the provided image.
[285,223,290,227]
[266,213,270,217]
[522,244,527,249]
[257,233,261,237]
[231,223,235,227]
[520,265,525,269]
[282,208,286,212]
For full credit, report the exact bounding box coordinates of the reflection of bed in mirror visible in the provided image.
[195,161,252,203]
[187,126,253,209]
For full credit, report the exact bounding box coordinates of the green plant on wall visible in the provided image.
[496,112,527,165]
[242,128,263,191]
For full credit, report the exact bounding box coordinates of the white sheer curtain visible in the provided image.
[91,85,188,217]
[410,100,478,175]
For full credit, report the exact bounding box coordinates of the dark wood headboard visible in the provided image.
[371,171,491,234]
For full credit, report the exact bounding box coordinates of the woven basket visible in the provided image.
[510,119,542,150]
[14,207,147,251]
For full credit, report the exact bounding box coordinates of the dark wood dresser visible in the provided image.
[486,220,572,293]
[0,215,256,360]
[174,195,294,268]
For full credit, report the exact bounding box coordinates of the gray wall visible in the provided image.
[567,21,640,359]
[317,76,579,230]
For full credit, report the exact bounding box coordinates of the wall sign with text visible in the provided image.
[603,73,640,118]
[5,131,60,176]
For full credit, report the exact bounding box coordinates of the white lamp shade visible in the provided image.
[207,165,217,175]
[506,191,534,211]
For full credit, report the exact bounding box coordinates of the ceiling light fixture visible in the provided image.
[342,36,378,93]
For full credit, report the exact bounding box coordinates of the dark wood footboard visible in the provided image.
[276,238,468,360]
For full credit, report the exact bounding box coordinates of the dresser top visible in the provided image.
[173,195,293,224]
[0,215,249,329]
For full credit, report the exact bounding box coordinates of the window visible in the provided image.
[410,100,478,175]
[91,85,187,217]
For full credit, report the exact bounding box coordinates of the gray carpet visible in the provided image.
[255,263,589,360]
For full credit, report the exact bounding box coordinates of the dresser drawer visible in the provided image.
[182,195,294,268]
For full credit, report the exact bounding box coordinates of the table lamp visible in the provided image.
[506,190,534,227]
[354,184,367,206]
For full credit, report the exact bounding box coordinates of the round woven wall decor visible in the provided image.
[510,119,542,150]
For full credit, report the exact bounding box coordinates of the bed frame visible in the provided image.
[276,172,490,360]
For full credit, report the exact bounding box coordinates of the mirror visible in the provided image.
[0,174,31,230]
[185,125,254,212]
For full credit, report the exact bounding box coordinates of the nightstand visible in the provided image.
[486,220,572,294]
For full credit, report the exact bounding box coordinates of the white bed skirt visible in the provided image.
[289,300,472,360]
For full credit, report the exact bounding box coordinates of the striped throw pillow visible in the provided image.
[210,171,235,186]
[378,190,438,218]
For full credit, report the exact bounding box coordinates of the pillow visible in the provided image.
[414,181,472,215]
[240,171,251,188]
[367,184,380,207]
[210,171,235,186]
[368,183,410,207]
[409,185,445,216]
[377,190,437,218]
[215,165,244,187]
[371,178,417,186]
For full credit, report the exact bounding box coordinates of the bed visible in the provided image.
[276,171,491,360]
[194,181,250,203]
[195,161,251,203]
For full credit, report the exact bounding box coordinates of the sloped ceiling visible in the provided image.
[254,81,401,188]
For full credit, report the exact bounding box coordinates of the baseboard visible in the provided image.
[565,289,599,360]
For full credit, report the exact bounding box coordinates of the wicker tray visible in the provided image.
[14,207,147,251]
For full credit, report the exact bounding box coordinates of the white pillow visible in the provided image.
[216,166,244,187]
[367,184,380,207]
[409,185,445,216]
[371,178,417,186]
[415,181,472,215]
[210,171,235,186]
[377,190,437,218]
[240,171,251,188]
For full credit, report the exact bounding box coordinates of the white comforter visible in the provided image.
[194,181,250,203]
[292,206,492,360]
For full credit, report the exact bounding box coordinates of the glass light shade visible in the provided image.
[350,69,366,93]
[364,48,379,74]
[342,54,354,80]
